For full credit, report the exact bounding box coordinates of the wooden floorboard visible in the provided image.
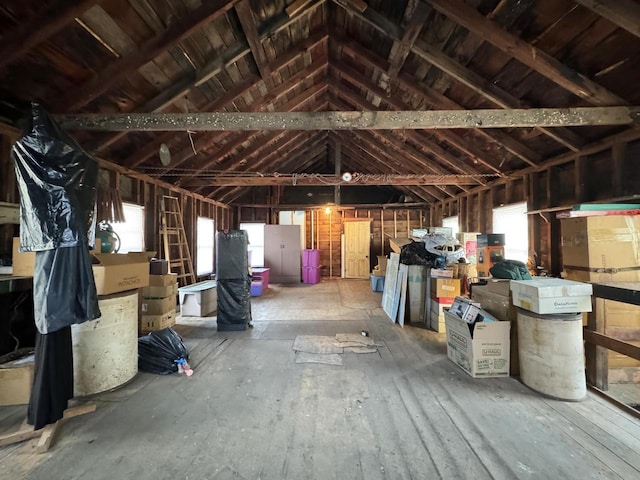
[1,278,639,479]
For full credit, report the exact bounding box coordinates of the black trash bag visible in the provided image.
[12,102,99,251]
[216,277,252,331]
[489,259,532,280]
[399,241,443,267]
[138,328,190,375]
[216,230,249,280]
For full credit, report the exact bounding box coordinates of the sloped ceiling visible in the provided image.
[1,0,639,205]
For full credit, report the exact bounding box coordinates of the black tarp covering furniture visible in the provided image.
[215,230,251,331]
[11,103,101,429]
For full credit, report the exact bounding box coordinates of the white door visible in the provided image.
[344,221,371,279]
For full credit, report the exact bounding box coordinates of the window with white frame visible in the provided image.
[442,215,459,239]
[240,222,265,267]
[196,217,215,276]
[492,202,528,263]
[112,203,144,253]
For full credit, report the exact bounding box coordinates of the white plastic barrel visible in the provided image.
[517,308,586,401]
[72,290,139,396]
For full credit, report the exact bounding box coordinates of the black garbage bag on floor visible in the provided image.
[138,328,190,375]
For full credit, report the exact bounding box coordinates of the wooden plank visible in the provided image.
[0,0,97,70]
[54,0,238,111]
[575,0,640,39]
[586,298,609,390]
[427,0,627,106]
[235,0,276,89]
[585,329,640,362]
[183,173,484,187]
[387,3,430,78]
[55,106,640,131]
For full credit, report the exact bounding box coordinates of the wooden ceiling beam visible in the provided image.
[54,0,238,112]
[427,0,627,106]
[0,0,97,70]
[339,38,543,166]
[56,106,638,131]
[183,173,480,187]
[235,0,277,89]
[574,0,640,40]
[387,2,430,78]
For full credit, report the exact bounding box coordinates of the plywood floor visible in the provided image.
[1,278,640,479]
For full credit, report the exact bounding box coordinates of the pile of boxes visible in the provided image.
[141,270,178,333]
[444,296,510,378]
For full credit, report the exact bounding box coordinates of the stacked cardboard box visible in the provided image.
[561,215,640,381]
[140,273,178,333]
[429,277,460,332]
[471,280,520,375]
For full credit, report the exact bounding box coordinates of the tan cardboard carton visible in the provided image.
[141,296,176,316]
[149,273,179,287]
[0,355,34,406]
[140,310,176,333]
[445,311,510,378]
[12,237,36,277]
[430,278,461,298]
[92,252,153,295]
[142,283,178,299]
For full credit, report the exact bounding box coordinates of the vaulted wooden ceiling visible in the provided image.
[1,0,640,205]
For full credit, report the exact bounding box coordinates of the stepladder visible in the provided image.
[160,195,196,286]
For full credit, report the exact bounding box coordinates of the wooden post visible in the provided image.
[586,297,608,390]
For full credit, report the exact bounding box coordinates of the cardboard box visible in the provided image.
[149,273,178,286]
[445,311,510,378]
[371,255,388,277]
[92,252,152,295]
[141,295,176,315]
[389,237,413,254]
[561,215,640,270]
[486,279,511,297]
[510,278,592,314]
[140,310,176,333]
[179,280,217,317]
[12,237,36,277]
[471,284,519,376]
[430,278,461,299]
[0,355,34,406]
[429,297,453,332]
[142,283,178,299]
[430,268,453,278]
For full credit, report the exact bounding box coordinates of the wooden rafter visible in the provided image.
[235,0,276,89]
[0,0,97,70]
[54,0,238,112]
[387,2,430,78]
[56,107,639,131]
[427,0,627,106]
[575,0,640,39]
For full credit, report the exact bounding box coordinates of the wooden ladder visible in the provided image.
[160,195,196,286]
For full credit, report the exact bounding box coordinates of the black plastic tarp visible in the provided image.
[12,102,98,251]
[216,230,249,280]
[216,277,252,331]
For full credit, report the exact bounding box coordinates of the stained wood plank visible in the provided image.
[575,0,640,39]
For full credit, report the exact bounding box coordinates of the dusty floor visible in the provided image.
[1,278,640,479]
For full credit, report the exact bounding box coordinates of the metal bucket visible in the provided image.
[517,308,586,401]
[72,290,138,396]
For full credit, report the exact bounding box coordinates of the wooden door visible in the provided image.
[344,220,371,279]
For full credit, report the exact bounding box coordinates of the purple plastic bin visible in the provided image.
[302,249,320,268]
[250,280,263,296]
[302,266,320,284]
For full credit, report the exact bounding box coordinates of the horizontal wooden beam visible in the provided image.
[584,329,640,361]
[56,107,640,131]
[180,173,488,187]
